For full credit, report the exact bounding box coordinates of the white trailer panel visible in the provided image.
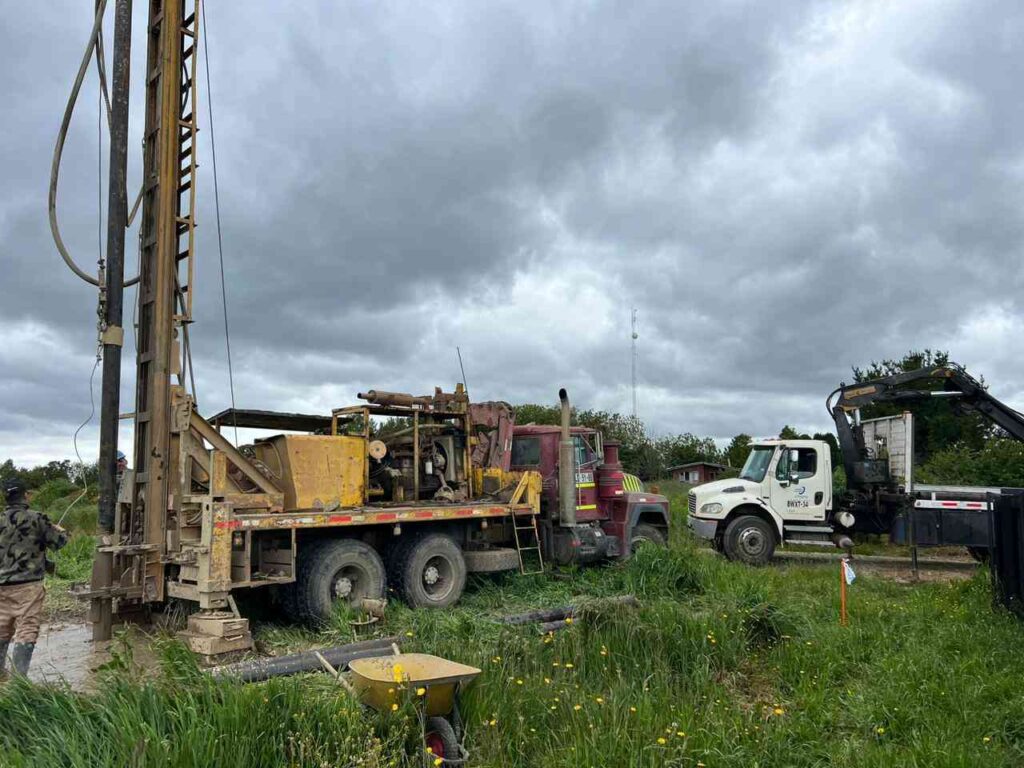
[860,412,914,490]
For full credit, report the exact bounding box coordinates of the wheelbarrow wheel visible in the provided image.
[424,716,461,765]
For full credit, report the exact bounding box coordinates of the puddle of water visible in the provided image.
[21,623,160,691]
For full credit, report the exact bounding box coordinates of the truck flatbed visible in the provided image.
[227,501,537,531]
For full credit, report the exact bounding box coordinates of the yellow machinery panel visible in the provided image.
[254,435,365,511]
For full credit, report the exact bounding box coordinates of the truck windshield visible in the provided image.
[740,446,775,482]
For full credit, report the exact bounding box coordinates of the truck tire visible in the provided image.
[722,515,776,566]
[464,548,521,573]
[393,533,467,609]
[291,538,386,623]
[630,524,667,549]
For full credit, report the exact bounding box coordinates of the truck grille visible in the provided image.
[688,492,696,516]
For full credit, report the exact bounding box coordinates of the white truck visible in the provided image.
[688,363,1020,565]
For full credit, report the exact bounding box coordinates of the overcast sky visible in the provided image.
[2,0,1023,465]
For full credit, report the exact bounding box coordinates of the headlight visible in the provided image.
[700,502,723,515]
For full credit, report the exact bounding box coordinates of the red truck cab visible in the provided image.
[510,425,670,564]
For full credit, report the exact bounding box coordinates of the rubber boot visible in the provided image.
[11,643,34,677]
[0,640,9,678]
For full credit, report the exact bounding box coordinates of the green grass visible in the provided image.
[2,499,1023,766]
[29,483,99,619]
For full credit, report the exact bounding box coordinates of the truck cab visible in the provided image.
[687,439,834,565]
[510,424,670,564]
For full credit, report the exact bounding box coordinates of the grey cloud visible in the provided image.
[2,0,1024,464]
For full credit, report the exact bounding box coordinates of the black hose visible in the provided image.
[50,0,139,288]
[208,637,400,683]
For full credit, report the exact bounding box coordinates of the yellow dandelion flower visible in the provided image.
[657,737,667,745]
[676,731,685,737]
[595,697,604,704]
[489,719,497,726]
[390,703,398,712]
[564,617,573,624]
[433,760,443,767]
[574,704,583,711]
[983,736,991,743]
[565,663,574,669]
[876,727,885,735]
[773,708,784,716]
[516,679,524,685]
[405,631,414,637]
[630,706,637,713]
[416,687,426,696]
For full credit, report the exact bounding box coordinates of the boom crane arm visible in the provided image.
[827,363,1024,489]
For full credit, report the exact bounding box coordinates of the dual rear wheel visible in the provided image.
[287,534,468,623]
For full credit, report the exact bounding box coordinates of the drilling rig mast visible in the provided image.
[90,0,202,639]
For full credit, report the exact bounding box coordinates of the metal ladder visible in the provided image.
[512,513,545,575]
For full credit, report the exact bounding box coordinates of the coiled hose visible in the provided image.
[49,0,138,287]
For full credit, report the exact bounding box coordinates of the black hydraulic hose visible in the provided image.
[209,637,400,683]
[50,0,139,288]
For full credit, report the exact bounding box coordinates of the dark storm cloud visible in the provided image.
[2,0,1024,463]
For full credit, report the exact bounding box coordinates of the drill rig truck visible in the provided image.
[687,364,1022,565]
[57,0,668,654]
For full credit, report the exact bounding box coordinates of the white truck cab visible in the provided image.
[687,439,834,564]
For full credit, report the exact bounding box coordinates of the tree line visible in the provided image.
[4,349,1022,490]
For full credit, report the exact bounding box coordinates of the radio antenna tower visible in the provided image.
[631,308,639,420]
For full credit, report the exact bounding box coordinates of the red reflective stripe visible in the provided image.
[213,520,240,530]
[376,513,398,522]
[415,511,434,519]
[328,515,353,524]
[455,509,474,516]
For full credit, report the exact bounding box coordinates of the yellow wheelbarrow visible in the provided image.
[320,646,480,765]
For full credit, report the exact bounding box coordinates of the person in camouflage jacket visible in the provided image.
[0,478,68,677]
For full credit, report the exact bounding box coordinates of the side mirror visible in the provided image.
[790,472,801,484]
[789,449,800,464]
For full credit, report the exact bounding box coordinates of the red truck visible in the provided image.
[510,390,670,565]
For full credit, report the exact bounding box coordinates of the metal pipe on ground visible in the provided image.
[498,595,641,626]
[558,388,576,527]
[209,636,399,683]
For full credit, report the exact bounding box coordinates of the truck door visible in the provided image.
[770,445,827,522]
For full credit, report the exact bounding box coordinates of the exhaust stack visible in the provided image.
[558,388,576,527]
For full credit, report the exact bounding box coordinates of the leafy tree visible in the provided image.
[916,439,1024,487]
[778,426,807,440]
[657,433,721,470]
[725,434,753,468]
[851,349,990,459]
[0,458,84,490]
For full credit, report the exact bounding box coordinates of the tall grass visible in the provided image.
[3,525,1023,765]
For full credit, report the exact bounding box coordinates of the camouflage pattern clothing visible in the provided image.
[0,502,68,585]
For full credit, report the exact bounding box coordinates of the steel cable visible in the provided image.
[201,0,240,443]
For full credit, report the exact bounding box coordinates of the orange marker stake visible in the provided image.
[839,559,848,626]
